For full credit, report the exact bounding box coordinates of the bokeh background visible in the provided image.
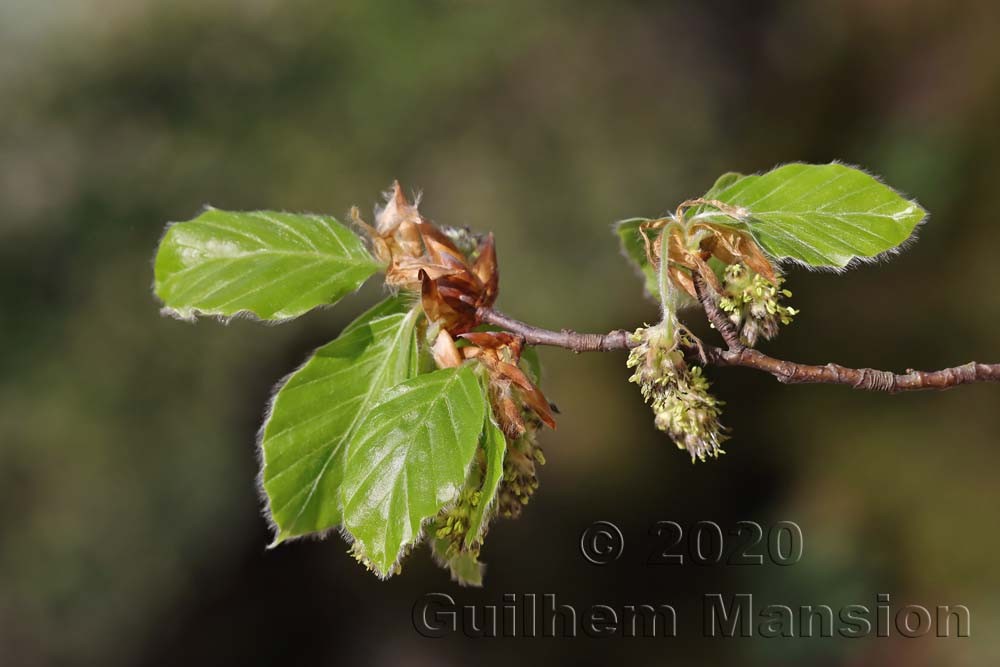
[3,1,999,665]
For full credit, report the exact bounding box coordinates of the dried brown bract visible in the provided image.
[641,217,779,299]
[357,181,555,434]
[460,331,556,439]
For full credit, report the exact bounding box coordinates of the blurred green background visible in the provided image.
[2,1,999,664]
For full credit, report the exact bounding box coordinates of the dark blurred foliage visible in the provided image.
[2,1,1000,665]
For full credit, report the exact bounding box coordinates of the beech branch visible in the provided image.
[476,307,631,352]
[475,306,1000,393]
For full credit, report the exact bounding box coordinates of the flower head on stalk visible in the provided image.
[627,322,728,462]
[718,262,798,347]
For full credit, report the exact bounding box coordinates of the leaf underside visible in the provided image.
[694,163,926,269]
[154,208,380,320]
[261,296,420,541]
[341,365,485,578]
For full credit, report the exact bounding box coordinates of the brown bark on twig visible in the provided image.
[692,271,743,351]
[476,308,631,352]
[474,306,1000,393]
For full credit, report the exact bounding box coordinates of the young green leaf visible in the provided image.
[464,407,507,550]
[430,531,485,587]
[703,171,747,199]
[692,163,926,269]
[260,296,420,542]
[615,218,659,299]
[154,208,381,321]
[341,365,485,578]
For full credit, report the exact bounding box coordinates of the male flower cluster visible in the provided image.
[627,325,728,462]
[717,263,798,347]
[433,485,483,560]
[497,419,546,518]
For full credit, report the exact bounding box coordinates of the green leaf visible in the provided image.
[519,346,543,385]
[446,551,485,587]
[430,531,485,587]
[693,163,926,269]
[704,171,747,199]
[341,365,485,578]
[154,208,381,321]
[690,171,748,217]
[615,217,659,299]
[464,407,507,550]
[260,296,420,542]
